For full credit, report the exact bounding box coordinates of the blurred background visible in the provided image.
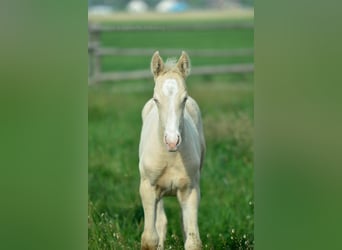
[88,1,254,249]
[88,0,253,14]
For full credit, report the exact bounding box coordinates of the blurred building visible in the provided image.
[155,0,189,12]
[127,0,149,13]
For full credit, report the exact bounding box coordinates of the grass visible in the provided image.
[89,12,254,249]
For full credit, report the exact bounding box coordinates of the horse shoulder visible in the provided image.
[185,96,206,169]
[185,96,201,126]
[141,98,155,121]
[139,99,158,159]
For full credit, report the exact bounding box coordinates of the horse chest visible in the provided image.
[155,163,190,197]
[142,154,190,195]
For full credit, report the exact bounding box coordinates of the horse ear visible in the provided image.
[151,51,164,77]
[176,51,191,78]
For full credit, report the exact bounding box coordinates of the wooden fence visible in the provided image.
[88,23,254,84]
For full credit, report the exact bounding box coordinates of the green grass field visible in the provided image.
[89,12,254,249]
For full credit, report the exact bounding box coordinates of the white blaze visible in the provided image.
[162,78,178,96]
[162,79,179,143]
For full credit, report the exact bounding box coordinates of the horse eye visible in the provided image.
[153,97,159,103]
[183,96,188,103]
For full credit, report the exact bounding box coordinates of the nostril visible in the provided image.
[176,135,180,145]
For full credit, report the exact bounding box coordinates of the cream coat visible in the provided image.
[139,51,205,250]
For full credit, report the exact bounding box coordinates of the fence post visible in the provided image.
[88,23,101,84]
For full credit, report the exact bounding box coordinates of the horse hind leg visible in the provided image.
[156,199,167,249]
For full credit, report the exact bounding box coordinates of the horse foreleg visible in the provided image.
[177,185,202,250]
[140,179,159,250]
[156,199,167,249]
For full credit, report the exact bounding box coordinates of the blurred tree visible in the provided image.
[188,0,207,8]
[145,0,160,7]
[240,0,254,7]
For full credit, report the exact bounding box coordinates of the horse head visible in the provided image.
[150,51,191,152]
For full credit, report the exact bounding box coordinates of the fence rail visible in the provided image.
[96,64,254,82]
[88,23,254,84]
[93,47,254,57]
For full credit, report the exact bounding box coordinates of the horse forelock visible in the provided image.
[164,58,177,69]
[160,57,184,77]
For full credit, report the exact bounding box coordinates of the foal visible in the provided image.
[139,51,205,250]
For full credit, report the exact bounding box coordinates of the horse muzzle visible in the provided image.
[164,132,181,152]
